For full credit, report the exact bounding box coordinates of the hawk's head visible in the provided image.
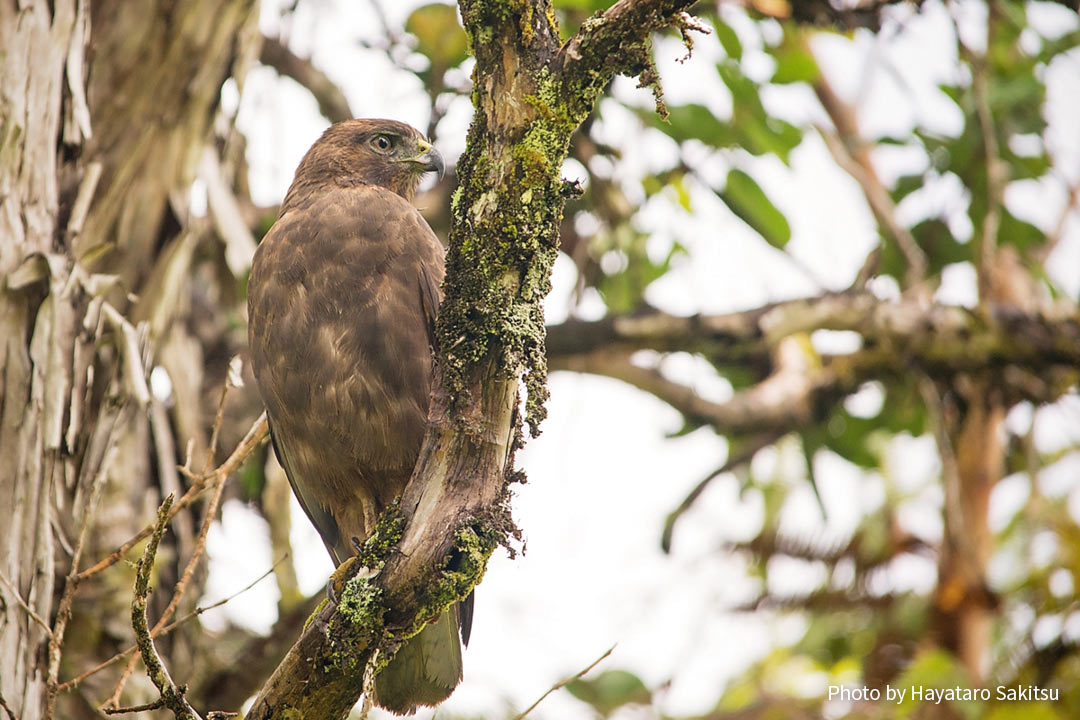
[283,118,444,208]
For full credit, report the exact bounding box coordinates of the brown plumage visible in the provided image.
[247,118,467,714]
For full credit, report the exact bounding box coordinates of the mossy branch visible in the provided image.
[121,494,203,720]
[553,0,701,120]
[247,1,708,716]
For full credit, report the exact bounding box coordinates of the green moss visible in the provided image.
[524,68,578,131]
[356,500,404,569]
[635,37,669,120]
[518,0,534,46]
[544,4,559,39]
[323,575,386,675]
[335,576,384,631]
[303,597,330,633]
[437,4,585,438]
[426,524,500,620]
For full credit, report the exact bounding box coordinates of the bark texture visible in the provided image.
[0,2,260,718]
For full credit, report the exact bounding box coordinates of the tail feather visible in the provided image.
[373,606,463,715]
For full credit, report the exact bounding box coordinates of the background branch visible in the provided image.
[259,36,353,123]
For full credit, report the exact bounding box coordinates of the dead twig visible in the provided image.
[103,698,166,715]
[953,8,1003,304]
[58,558,283,692]
[107,379,237,707]
[45,442,118,718]
[75,411,268,582]
[124,494,204,720]
[0,689,17,720]
[0,568,54,638]
[661,431,784,553]
[812,70,928,289]
[511,645,616,720]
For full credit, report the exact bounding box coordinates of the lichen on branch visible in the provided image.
[440,0,705,437]
[249,1,710,714]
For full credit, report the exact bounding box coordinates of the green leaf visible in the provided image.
[717,169,791,249]
[737,115,803,163]
[714,19,743,60]
[405,4,469,82]
[999,209,1045,252]
[649,103,738,148]
[566,669,651,716]
[594,227,685,313]
[891,172,927,204]
[878,218,970,282]
[770,28,818,84]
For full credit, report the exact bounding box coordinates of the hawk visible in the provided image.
[247,118,468,714]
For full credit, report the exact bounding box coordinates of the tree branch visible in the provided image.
[128,495,204,720]
[259,36,353,123]
[76,412,268,582]
[246,1,711,715]
[554,0,701,119]
[548,292,1080,382]
[548,294,1080,438]
[813,74,928,289]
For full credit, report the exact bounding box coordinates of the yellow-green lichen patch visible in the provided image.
[324,576,386,675]
[356,499,405,569]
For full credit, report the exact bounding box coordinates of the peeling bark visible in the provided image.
[1,2,260,718]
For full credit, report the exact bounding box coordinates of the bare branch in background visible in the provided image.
[105,380,241,708]
[59,560,285,693]
[75,411,268,582]
[511,645,616,720]
[812,74,928,290]
[548,292,1080,406]
[259,36,353,123]
[661,431,783,552]
[952,8,1004,305]
[739,0,928,31]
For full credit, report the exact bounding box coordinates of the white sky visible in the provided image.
[199,1,1080,718]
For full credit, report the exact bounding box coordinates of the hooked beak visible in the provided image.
[413,140,445,180]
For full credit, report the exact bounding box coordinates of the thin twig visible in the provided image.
[0,568,54,638]
[150,392,195,564]
[661,431,784,553]
[202,376,231,476]
[0,689,16,720]
[103,698,166,715]
[76,411,268,581]
[812,69,927,289]
[108,381,236,707]
[954,7,1003,304]
[46,442,119,718]
[917,376,977,565]
[511,645,616,720]
[123,494,204,720]
[1037,174,1080,263]
[58,558,284,692]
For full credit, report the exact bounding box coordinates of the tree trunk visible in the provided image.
[0,2,259,718]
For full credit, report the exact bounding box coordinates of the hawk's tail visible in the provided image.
[373,599,470,715]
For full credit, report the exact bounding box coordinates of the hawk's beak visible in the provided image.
[414,141,445,180]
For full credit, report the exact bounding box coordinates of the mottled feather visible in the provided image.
[247,119,466,715]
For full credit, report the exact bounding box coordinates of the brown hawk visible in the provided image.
[247,118,468,714]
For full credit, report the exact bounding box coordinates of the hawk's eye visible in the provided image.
[371,134,393,152]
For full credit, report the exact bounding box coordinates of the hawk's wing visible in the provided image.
[266,414,343,558]
[248,185,445,565]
